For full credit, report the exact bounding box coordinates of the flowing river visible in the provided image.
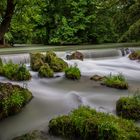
[0,49,140,140]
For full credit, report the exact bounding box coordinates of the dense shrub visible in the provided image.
[128,50,140,60]
[49,106,140,140]
[38,64,54,78]
[50,57,68,72]
[0,82,32,120]
[102,73,128,89]
[65,66,81,80]
[1,61,31,81]
[116,94,140,120]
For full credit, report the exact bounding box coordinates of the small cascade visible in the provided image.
[0,54,30,64]
[83,49,121,59]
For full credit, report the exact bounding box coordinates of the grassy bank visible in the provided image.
[0,42,140,55]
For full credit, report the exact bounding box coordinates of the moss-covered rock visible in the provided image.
[16,64,31,81]
[49,106,140,140]
[116,94,140,120]
[102,74,128,89]
[0,82,32,120]
[38,64,54,78]
[30,53,45,71]
[65,66,81,80]
[1,61,31,81]
[50,57,68,72]
[45,51,57,64]
[12,130,48,140]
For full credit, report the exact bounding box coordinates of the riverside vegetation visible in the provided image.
[116,93,140,120]
[102,73,128,89]
[65,66,81,80]
[0,58,31,81]
[0,82,32,120]
[49,106,140,140]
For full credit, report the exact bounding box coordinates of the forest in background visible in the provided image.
[0,0,140,45]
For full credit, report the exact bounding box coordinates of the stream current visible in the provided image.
[0,49,140,140]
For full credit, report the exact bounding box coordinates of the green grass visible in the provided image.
[103,73,128,89]
[0,42,140,54]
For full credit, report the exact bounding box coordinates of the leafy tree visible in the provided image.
[112,0,140,42]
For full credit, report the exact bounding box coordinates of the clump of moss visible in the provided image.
[0,61,31,81]
[30,53,45,71]
[45,51,57,64]
[116,93,140,120]
[30,51,68,73]
[38,64,54,78]
[102,73,128,89]
[129,50,140,60]
[50,57,68,72]
[49,106,140,140]
[0,82,32,120]
[65,66,81,80]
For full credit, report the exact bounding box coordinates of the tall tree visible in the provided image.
[0,0,16,45]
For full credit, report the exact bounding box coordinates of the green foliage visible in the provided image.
[103,73,128,89]
[38,64,54,78]
[116,93,140,120]
[0,82,32,119]
[1,61,31,81]
[2,61,18,80]
[49,106,140,140]
[65,66,81,80]
[113,0,140,42]
[118,19,140,42]
[16,64,31,81]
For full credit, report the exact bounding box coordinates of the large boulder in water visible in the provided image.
[0,82,33,120]
[67,51,84,61]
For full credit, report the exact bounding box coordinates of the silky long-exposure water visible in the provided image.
[0,49,140,140]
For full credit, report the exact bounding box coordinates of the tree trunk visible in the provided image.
[0,38,4,45]
[0,0,15,45]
